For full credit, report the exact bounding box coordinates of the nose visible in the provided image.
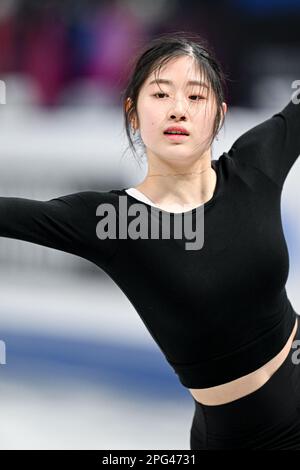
[168,98,188,121]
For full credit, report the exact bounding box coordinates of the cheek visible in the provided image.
[194,108,215,133]
[143,100,165,124]
[140,112,164,139]
[140,125,159,147]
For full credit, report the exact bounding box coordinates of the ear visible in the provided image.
[124,97,133,114]
[219,102,227,128]
[125,97,138,131]
[222,102,227,116]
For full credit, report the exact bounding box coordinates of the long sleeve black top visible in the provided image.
[0,99,299,388]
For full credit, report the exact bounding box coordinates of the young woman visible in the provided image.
[1,32,300,450]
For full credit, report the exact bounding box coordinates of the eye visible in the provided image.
[153,93,205,101]
[190,95,205,101]
[153,93,167,99]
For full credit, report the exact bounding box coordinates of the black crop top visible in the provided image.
[0,98,299,388]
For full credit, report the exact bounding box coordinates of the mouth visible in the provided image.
[163,132,189,141]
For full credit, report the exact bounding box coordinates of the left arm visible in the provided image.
[227,98,300,189]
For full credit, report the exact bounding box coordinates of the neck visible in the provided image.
[135,151,217,209]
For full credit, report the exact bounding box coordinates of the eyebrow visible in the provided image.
[148,78,209,89]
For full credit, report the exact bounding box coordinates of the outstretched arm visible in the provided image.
[0,191,118,268]
[226,97,300,189]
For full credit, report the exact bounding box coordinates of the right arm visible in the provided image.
[0,191,118,268]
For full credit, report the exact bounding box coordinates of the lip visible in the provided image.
[164,126,190,135]
[164,133,189,141]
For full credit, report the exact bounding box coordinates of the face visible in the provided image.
[131,55,227,166]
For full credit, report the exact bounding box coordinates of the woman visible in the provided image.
[1,32,300,450]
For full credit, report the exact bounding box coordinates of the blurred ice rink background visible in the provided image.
[0,0,299,450]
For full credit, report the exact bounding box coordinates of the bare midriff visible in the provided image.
[189,316,298,406]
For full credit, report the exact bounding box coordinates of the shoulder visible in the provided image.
[71,190,123,208]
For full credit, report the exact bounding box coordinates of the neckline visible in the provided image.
[126,187,158,207]
[120,159,222,216]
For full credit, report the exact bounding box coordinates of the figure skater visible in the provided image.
[1,32,300,449]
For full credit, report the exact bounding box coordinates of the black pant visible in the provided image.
[190,314,300,450]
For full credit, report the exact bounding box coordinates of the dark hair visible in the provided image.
[121,31,229,164]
